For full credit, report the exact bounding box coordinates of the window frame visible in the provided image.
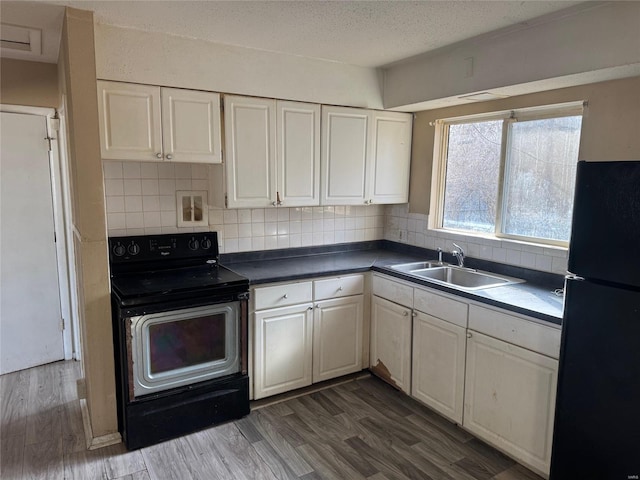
[430,102,584,248]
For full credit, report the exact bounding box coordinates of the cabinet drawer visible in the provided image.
[468,305,561,359]
[413,287,468,328]
[314,274,364,301]
[372,275,413,307]
[254,282,313,310]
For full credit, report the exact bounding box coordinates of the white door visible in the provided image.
[224,95,277,208]
[97,81,163,162]
[276,101,320,207]
[464,330,558,476]
[321,106,370,205]
[253,303,313,399]
[369,295,412,393]
[411,311,466,424]
[0,111,64,374]
[369,111,412,204]
[312,295,363,383]
[161,88,222,164]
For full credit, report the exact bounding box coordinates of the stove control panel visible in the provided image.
[108,232,219,264]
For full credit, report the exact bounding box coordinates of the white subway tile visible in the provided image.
[142,195,160,212]
[192,179,208,191]
[251,223,265,237]
[143,212,161,228]
[191,164,208,179]
[238,237,252,252]
[323,231,334,244]
[313,207,324,220]
[277,208,289,222]
[334,230,345,243]
[344,218,356,230]
[535,254,553,272]
[126,228,145,236]
[492,248,507,263]
[552,256,568,274]
[161,211,176,227]
[277,235,290,249]
[277,222,289,235]
[312,232,324,246]
[301,207,313,220]
[105,178,125,196]
[224,238,239,253]
[505,249,521,266]
[289,221,301,234]
[175,179,192,190]
[301,220,313,233]
[157,163,175,179]
[161,226,180,234]
[225,224,239,238]
[158,179,176,195]
[252,237,265,251]
[312,219,323,232]
[124,196,143,213]
[300,233,313,246]
[290,208,302,221]
[355,217,366,230]
[238,223,252,237]
[122,162,141,179]
[290,234,302,248]
[520,252,537,268]
[159,195,176,212]
[140,163,158,179]
[208,209,223,225]
[344,230,356,242]
[223,210,238,224]
[264,235,278,250]
[323,219,335,231]
[125,212,144,229]
[109,228,127,237]
[103,161,123,179]
[238,209,252,224]
[144,227,162,235]
[251,209,265,223]
[264,222,278,236]
[106,196,125,213]
[264,208,278,222]
[107,212,126,229]
[175,164,192,179]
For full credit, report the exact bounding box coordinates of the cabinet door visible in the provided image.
[254,303,313,399]
[370,295,412,393]
[276,101,320,207]
[411,311,466,424]
[321,106,371,205]
[369,111,412,204]
[312,295,363,383]
[97,81,162,161]
[224,96,277,208]
[161,88,222,164]
[464,331,558,476]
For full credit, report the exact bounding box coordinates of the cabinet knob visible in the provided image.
[155,153,162,159]
[403,311,409,316]
[277,200,283,206]
[338,286,343,292]
[411,311,417,317]
[271,201,277,207]
[166,154,173,160]
[282,294,288,299]
[466,332,472,339]
[307,306,313,311]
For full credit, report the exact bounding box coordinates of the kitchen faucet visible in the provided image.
[452,243,465,267]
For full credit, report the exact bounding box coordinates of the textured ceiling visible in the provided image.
[38,0,584,68]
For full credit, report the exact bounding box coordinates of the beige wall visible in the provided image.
[58,7,117,442]
[409,76,640,214]
[0,58,59,108]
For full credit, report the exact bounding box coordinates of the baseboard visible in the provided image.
[80,398,122,450]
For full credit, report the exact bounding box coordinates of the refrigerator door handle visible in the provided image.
[565,274,585,281]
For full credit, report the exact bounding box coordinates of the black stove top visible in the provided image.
[109,233,248,307]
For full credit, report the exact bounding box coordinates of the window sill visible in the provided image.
[428,228,568,254]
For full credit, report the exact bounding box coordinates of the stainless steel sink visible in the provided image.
[390,261,448,272]
[390,262,524,291]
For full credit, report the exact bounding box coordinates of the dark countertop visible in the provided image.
[221,241,565,325]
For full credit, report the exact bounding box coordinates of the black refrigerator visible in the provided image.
[550,161,640,479]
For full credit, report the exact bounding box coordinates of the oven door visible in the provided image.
[129,303,240,398]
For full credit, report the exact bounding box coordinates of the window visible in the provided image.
[433,103,583,246]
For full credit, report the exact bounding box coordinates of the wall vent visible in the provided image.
[0,23,42,55]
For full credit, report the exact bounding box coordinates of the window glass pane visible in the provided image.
[443,120,502,233]
[502,116,582,242]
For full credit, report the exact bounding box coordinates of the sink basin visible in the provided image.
[391,262,524,291]
[390,261,448,272]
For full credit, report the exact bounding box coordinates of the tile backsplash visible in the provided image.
[103,161,566,273]
[103,161,385,253]
[384,204,568,275]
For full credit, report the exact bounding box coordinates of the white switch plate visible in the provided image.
[176,190,208,227]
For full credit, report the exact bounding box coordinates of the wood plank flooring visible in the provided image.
[0,361,543,480]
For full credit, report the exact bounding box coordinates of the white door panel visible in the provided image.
[1,111,64,374]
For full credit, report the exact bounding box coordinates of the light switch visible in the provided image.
[176,190,208,227]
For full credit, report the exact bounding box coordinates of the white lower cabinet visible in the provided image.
[370,295,412,393]
[464,330,558,476]
[253,275,364,399]
[313,295,363,383]
[254,303,314,399]
[411,311,466,424]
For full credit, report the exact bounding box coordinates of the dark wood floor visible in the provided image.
[0,361,543,480]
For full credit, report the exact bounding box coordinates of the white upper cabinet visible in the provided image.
[277,101,321,207]
[224,96,277,208]
[225,96,320,208]
[97,81,163,161]
[97,81,222,163]
[321,106,371,205]
[321,106,412,205]
[161,88,222,164]
[369,111,412,204]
